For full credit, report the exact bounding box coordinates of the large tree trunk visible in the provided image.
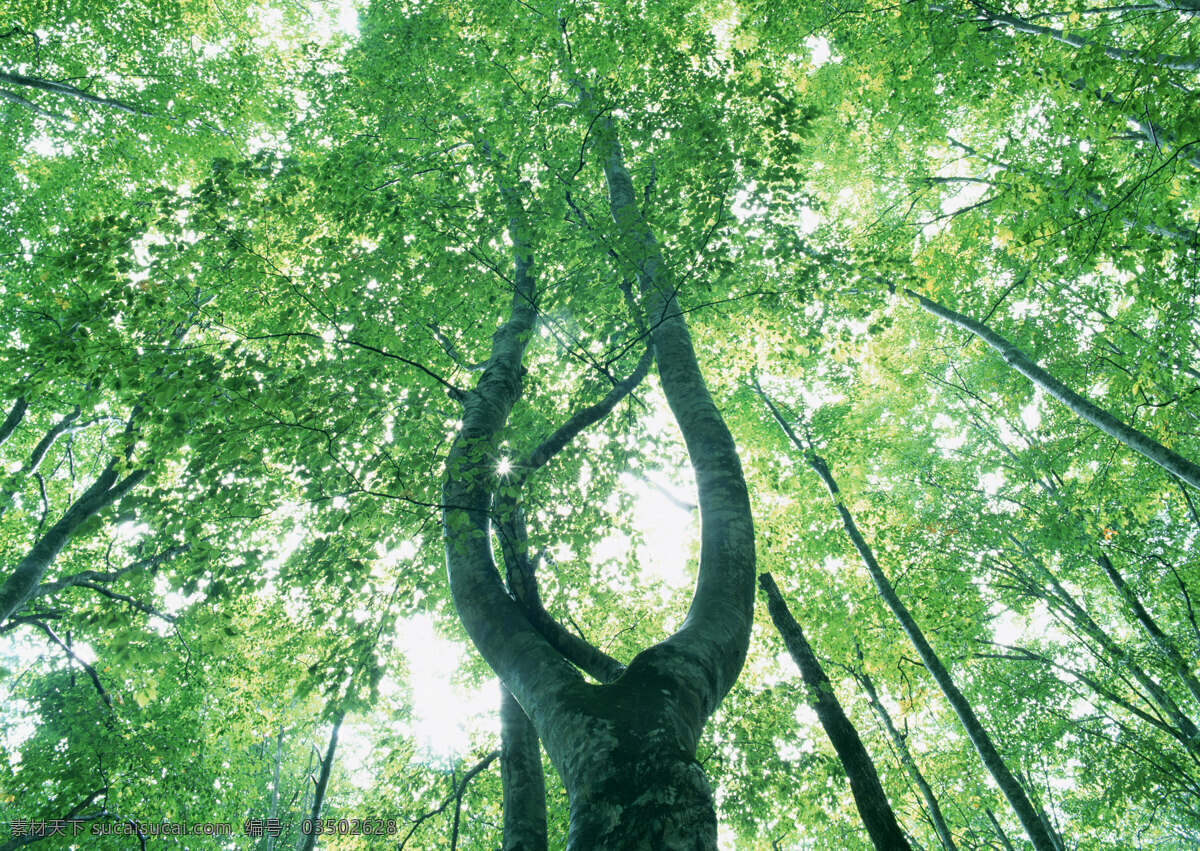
[442,108,754,846]
[493,358,651,848]
[760,573,913,851]
[500,685,548,851]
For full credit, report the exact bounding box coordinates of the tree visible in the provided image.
[760,572,913,851]
[3,1,1200,849]
[439,55,755,847]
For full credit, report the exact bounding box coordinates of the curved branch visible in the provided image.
[398,750,500,850]
[515,344,653,480]
[441,143,583,740]
[597,107,756,726]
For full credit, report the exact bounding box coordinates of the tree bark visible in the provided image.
[493,354,652,848]
[598,111,757,712]
[442,107,754,847]
[298,707,346,851]
[1155,0,1200,13]
[0,86,68,120]
[756,387,1059,851]
[854,659,960,851]
[986,808,1018,851]
[501,685,548,851]
[760,573,913,851]
[893,283,1200,490]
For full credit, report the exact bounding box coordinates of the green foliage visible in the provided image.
[1,0,1199,848]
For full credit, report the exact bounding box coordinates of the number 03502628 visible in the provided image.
[302,818,398,836]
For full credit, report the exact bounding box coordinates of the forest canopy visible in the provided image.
[1,0,1198,848]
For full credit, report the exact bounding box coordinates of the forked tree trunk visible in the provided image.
[493,348,652,845]
[443,109,754,847]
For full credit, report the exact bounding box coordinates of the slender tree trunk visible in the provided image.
[1019,772,1065,851]
[501,685,549,851]
[854,660,960,851]
[1096,552,1200,709]
[294,748,317,851]
[760,573,913,851]
[448,753,499,851]
[1018,548,1200,755]
[756,388,1059,851]
[892,283,1200,490]
[267,727,285,851]
[298,708,346,851]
